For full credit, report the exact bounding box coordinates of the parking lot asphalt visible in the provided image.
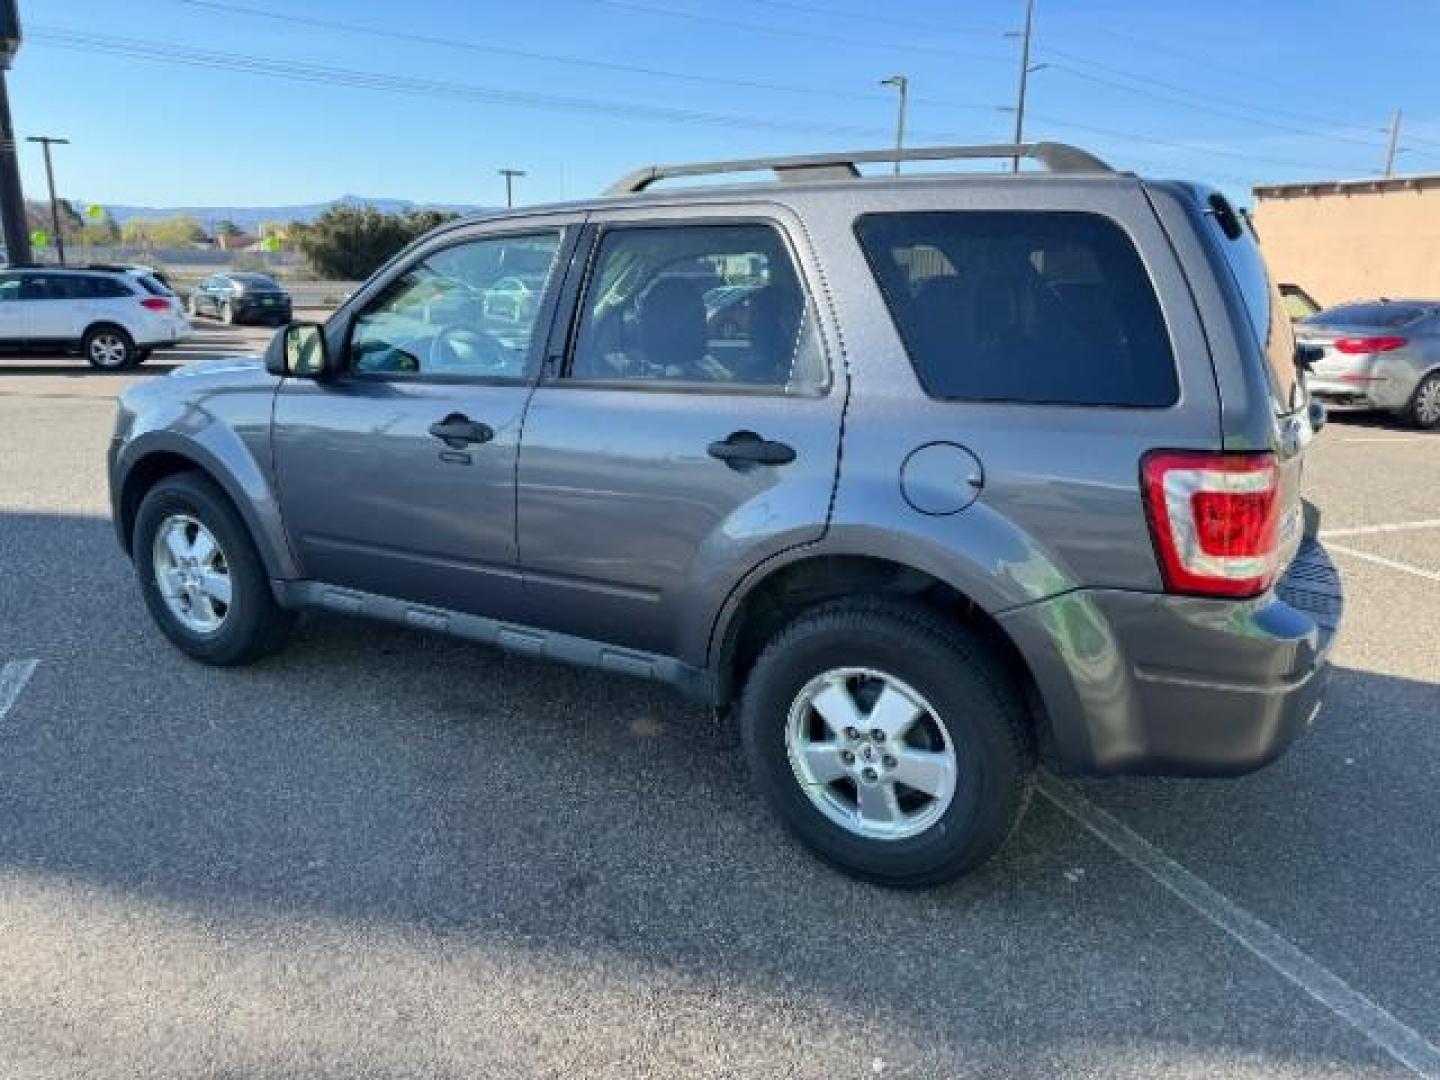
[0,330,1437,1078]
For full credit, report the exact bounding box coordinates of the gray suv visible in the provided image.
[109,144,1342,887]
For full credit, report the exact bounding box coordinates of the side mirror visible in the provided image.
[267,321,329,378]
[1295,343,1323,374]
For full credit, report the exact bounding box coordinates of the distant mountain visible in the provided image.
[97,195,489,231]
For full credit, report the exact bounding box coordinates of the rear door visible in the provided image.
[0,273,22,342]
[20,272,81,341]
[515,206,844,657]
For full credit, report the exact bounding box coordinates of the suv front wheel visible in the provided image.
[133,472,295,665]
[83,325,137,370]
[740,599,1034,887]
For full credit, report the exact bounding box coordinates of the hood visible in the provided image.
[168,356,271,380]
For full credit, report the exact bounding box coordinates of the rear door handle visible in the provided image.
[707,430,796,468]
[429,413,495,448]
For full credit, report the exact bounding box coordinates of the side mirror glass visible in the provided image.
[267,321,329,378]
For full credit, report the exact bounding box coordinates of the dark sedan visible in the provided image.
[188,272,292,325]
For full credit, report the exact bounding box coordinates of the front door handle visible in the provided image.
[707,430,796,468]
[429,413,495,448]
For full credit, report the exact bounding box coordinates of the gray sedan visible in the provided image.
[1298,299,1440,428]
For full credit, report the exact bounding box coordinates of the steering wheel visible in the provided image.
[427,324,511,374]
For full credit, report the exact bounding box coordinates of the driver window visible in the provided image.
[348,231,561,378]
[568,222,826,392]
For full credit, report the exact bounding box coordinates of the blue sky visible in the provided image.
[12,0,1440,211]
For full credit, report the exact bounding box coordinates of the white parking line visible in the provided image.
[0,659,38,722]
[1322,520,1440,539]
[1332,436,1437,444]
[1039,777,1440,1078]
[1326,542,1440,584]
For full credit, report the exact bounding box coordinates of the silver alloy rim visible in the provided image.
[151,514,232,634]
[785,667,958,841]
[90,333,128,368]
[1417,377,1440,425]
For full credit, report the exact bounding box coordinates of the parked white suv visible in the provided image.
[0,266,191,369]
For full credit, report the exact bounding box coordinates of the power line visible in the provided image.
[28,27,964,143]
[1040,46,1390,145]
[1024,110,1368,175]
[578,0,1011,65]
[164,0,985,111]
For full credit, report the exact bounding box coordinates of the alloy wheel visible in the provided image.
[89,333,129,369]
[785,667,958,841]
[151,513,232,634]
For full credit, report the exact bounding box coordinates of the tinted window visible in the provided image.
[568,223,825,392]
[0,275,19,301]
[349,231,561,378]
[1303,301,1431,329]
[231,273,280,289]
[855,211,1177,406]
[136,274,174,297]
[1201,193,1298,413]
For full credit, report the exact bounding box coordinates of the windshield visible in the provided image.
[1303,301,1430,329]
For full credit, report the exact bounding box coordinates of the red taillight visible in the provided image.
[1334,335,1406,354]
[1141,451,1281,598]
[139,297,171,312]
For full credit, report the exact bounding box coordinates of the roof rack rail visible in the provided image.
[605,142,1113,195]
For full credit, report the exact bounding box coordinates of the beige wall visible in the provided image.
[1252,186,1440,307]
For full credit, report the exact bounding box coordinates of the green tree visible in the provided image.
[297,205,457,280]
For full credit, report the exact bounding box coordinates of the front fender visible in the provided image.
[113,400,298,580]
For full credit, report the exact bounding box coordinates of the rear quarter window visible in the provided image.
[854,211,1177,407]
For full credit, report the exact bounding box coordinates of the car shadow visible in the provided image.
[0,509,1422,1074]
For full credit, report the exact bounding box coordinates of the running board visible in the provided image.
[273,581,717,704]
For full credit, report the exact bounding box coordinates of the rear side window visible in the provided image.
[855,211,1177,407]
[1201,193,1299,413]
[136,274,173,297]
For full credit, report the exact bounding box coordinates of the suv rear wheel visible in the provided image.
[133,472,295,665]
[739,598,1034,887]
[83,325,136,370]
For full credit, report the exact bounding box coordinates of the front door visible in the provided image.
[516,212,845,657]
[272,221,577,620]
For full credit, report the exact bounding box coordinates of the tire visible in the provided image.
[739,598,1035,887]
[133,472,295,666]
[1407,372,1440,430]
[220,301,235,325]
[82,324,137,370]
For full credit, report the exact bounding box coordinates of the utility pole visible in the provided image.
[27,135,67,264]
[1383,109,1402,178]
[1008,0,1037,172]
[498,168,525,209]
[879,75,908,174]
[0,4,31,267]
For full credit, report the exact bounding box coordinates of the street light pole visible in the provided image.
[1009,0,1036,172]
[27,135,68,264]
[498,168,526,209]
[880,75,908,175]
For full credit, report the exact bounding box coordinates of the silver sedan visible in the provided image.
[1298,299,1440,428]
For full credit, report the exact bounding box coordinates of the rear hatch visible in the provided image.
[1187,190,1309,579]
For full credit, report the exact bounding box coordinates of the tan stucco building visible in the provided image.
[1251,174,1440,307]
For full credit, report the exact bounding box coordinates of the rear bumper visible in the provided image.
[1308,375,1411,412]
[999,539,1343,777]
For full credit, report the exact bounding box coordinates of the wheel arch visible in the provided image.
[709,551,1054,756]
[115,436,296,580]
